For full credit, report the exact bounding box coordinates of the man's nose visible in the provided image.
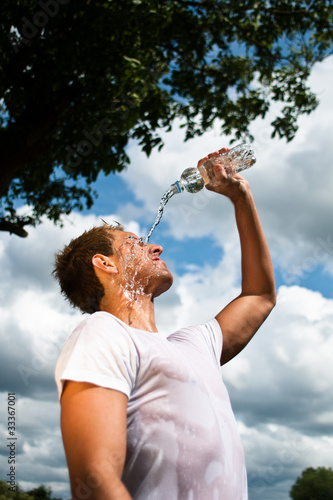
[149,244,163,256]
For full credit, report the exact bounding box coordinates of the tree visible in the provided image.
[26,485,63,500]
[0,479,32,500]
[0,480,63,500]
[290,467,333,500]
[1,0,332,237]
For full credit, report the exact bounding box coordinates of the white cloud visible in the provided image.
[0,393,69,497]
[222,285,333,422]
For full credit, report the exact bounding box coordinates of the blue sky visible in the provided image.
[0,56,333,500]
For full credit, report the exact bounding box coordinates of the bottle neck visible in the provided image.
[170,181,184,194]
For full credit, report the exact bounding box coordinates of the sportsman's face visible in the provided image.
[112,231,173,298]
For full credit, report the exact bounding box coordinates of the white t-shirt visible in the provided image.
[55,311,248,500]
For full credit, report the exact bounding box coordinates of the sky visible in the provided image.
[0,55,333,500]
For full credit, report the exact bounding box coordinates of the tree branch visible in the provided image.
[0,219,29,237]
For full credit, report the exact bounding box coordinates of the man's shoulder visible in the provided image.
[78,310,120,326]
[55,313,139,400]
[73,311,128,334]
[63,311,136,353]
[57,311,140,370]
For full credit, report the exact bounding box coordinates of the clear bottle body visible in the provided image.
[198,143,256,186]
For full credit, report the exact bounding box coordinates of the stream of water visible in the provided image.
[145,187,178,243]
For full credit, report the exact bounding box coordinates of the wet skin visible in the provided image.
[112,231,174,299]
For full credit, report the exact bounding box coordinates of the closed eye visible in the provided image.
[126,235,144,246]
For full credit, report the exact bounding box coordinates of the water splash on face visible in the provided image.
[118,236,152,302]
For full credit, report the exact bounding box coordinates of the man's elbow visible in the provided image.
[263,289,277,315]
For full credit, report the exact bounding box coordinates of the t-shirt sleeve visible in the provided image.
[196,318,223,368]
[55,314,138,400]
[169,319,223,369]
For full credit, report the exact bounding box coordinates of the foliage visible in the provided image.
[0,479,32,499]
[0,0,332,236]
[290,466,333,500]
[0,480,63,500]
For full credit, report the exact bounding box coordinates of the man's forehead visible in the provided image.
[112,230,140,243]
[123,231,140,239]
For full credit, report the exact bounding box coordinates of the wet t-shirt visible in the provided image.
[55,311,247,500]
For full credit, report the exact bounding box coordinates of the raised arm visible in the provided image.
[61,381,132,500]
[199,149,276,365]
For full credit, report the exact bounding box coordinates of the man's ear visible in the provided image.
[92,254,119,275]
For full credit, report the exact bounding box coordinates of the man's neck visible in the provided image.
[100,290,158,332]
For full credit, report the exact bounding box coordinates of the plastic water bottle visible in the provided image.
[171,143,256,195]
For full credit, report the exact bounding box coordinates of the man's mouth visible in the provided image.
[153,257,166,266]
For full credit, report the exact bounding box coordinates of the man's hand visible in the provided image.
[197,147,249,204]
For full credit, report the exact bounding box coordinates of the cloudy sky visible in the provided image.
[1,55,333,500]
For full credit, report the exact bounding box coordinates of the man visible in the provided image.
[54,148,276,500]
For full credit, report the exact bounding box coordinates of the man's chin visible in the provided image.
[152,275,173,298]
